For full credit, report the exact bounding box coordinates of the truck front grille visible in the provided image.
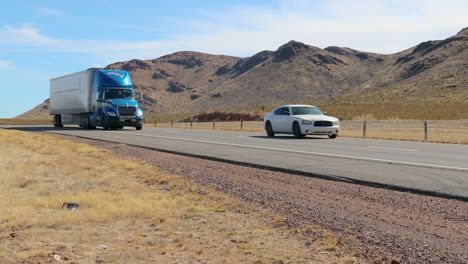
[118,106,137,116]
[314,121,333,127]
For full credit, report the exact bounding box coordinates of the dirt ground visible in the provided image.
[3,129,360,264]
[52,134,468,264]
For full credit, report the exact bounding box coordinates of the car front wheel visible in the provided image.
[292,122,304,138]
[328,134,337,139]
[265,122,275,137]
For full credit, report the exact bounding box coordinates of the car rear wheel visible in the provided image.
[292,122,304,138]
[328,134,337,139]
[266,122,275,137]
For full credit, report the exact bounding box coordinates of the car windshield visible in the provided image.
[105,89,134,100]
[291,106,323,115]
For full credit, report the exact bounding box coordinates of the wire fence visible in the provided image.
[150,120,468,144]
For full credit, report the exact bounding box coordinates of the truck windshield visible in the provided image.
[105,89,134,100]
[291,107,323,115]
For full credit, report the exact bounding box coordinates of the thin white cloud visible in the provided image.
[174,0,468,54]
[39,7,62,16]
[2,24,62,46]
[0,60,9,67]
[1,0,467,66]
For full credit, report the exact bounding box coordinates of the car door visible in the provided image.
[278,107,292,132]
[269,108,283,132]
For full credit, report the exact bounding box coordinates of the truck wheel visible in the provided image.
[83,116,89,129]
[102,115,109,130]
[136,125,142,130]
[292,122,304,138]
[87,116,96,129]
[265,122,275,137]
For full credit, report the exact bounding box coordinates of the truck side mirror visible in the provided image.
[138,93,144,103]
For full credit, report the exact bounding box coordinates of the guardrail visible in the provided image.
[150,120,468,144]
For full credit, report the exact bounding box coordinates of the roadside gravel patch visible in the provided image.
[51,134,468,264]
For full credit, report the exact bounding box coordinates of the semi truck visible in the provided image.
[50,69,144,130]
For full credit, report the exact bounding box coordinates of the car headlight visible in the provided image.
[107,111,116,116]
[137,109,143,117]
[301,120,313,125]
[333,121,339,126]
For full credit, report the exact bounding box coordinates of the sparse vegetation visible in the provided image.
[0,129,361,263]
[0,119,51,125]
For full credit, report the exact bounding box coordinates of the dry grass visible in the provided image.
[340,120,468,144]
[149,120,468,144]
[0,129,362,263]
[315,101,468,121]
[0,118,51,125]
[148,96,468,125]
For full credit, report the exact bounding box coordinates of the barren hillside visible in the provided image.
[16,27,467,120]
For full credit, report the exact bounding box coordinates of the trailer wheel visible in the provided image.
[53,115,58,127]
[53,115,63,128]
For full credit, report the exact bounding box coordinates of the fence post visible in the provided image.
[171,120,173,128]
[154,120,157,127]
[213,120,215,129]
[424,121,428,141]
[240,120,243,131]
[363,121,367,137]
[190,121,193,129]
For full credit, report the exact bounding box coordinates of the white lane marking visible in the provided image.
[368,146,420,152]
[108,131,468,172]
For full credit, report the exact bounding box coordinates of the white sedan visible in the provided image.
[264,105,339,138]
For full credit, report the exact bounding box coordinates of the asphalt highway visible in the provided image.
[5,125,468,199]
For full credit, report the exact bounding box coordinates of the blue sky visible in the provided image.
[1,0,467,118]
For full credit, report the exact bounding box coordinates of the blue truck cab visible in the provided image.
[94,70,144,130]
[50,69,144,130]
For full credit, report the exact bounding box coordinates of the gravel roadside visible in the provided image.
[50,134,468,264]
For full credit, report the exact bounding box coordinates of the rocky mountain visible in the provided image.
[17,27,467,120]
